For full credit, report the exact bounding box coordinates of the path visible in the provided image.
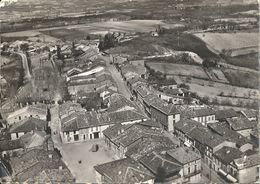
[49,104,62,150]
[99,55,132,99]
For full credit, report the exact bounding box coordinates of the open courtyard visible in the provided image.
[61,139,115,183]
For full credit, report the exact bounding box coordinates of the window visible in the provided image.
[188,167,190,174]
[195,165,197,172]
[19,116,21,120]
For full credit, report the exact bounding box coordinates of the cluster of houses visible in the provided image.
[0,103,74,182]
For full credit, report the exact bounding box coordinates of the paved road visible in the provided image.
[49,104,62,150]
[99,55,132,99]
[16,52,32,80]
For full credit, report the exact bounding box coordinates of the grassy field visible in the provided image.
[194,32,258,56]
[146,62,209,80]
[222,68,259,89]
[225,53,258,70]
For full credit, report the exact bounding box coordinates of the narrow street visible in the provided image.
[99,55,132,99]
[49,104,62,150]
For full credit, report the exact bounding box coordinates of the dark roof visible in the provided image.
[135,85,151,98]
[138,119,162,129]
[233,153,260,169]
[94,158,154,183]
[61,111,100,132]
[9,117,48,133]
[100,110,147,125]
[214,147,243,165]
[167,147,201,164]
[0,139,23,152]
[174,119,204,134]
[163,88,184,96]
[126,135,178,161]
[241,110,258,119]
[127,77,146,86]
[103,123,131,140]
[143,94,159,106]
[215,109,238,120]
[150,97,180,115]
[226,117,257,131]
[207,122,251,147]
[187,126,226,148]
[185,108,215,118]
[139,151,182,177]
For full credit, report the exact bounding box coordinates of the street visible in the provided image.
[49,104,62,150]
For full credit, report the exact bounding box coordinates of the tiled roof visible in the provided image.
[234,153,260,169]
[185,108,215,118]
[7,104,47,119]
[121,64,147,76]
[94,158,154,183]
[207,122,251,147]
[61,111,101,132]
[107,93,138,113]
[167,147,201,164]
[139,151,182,176]
[143,94,159,106]
[126,135,178,161]
[175,119,204,134]
[215,109,238,120]
[103,123,132,140]
[135,85,151,98]
[9,117,48,133]
[241,110,258,119]
[59,101,84,117]
[214,147,243,165]
[127,77,146,86]
[163,88,184,96]
[100,110,147,125]
[226,117,257,131]
[187,126,226,148]
[0,139,23,152]
[150,97,180,115]
[20,131,49,149]
[138,119,162,129]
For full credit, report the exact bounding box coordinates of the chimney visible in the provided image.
[226,150,230,154]
[49,154,53,159]
[59,166,63,170]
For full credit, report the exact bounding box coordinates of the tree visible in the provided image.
[201,96,210,105]
[155,167,166,183]
[20,43,29,52]
[98,33,117,51]
[56,45,62,59]
[184,96,193,104]
[178,83,190,90]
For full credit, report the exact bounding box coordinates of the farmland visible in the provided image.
[194,32,258,56]
[222,68,259,89]
[146,62,209,80]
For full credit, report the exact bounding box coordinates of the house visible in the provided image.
[103,123,162,158]
[0,139,24,158]
[143,94,160,115]
[132,84,151,103]
[94,158,154,183]
[6,104,47,125]
[59,101,85,119]
[20,131,49,150]
[184,108,216,125]
[230,153,260,183]
[139,151,182,183]
[226,117,257,138]
[167,147,202,183]
[10,149,74,183]
[125,134,179,161]
[120,64,147,80]
[174,119,204,147]
[208,122,253,152]
[250,129,259,147]
[240,110,258,121]
[213,146,243,183]
[9,117,48,140]
[127,77,147,92]
[215,109,239,122]
[152,89,184,105]
[61,111,107,143]
[149,97,180,131]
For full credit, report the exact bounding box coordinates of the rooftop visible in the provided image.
[150,97,180,115]
[185,108,215,118]
[214,146,243,165]
[139,151,182,177]
[187,126,226,148]
[59,101,84,118]
[215,109,238,120]
[226,117,257,131]
[9,117,48,133]
[241,109,258,119]
[126,135,178,161]
[233,153,260,169]
[94,158,154,183]
[174,119,204,134]
[61,111,101,132]
[207,122,251,147]
[121,64,147,77]
[167,147,201,165]
[0,139,23,152]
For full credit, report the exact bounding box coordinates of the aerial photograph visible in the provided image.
[0,0,259,183]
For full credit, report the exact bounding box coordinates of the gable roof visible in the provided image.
[150,97,180,115]
[94,158,154,183]
[214,147,243,165]
[139,151,182,177]
[240,110,258,119]
[226,117,256,131]
[167,147,201,165]
[185,108,215,118]
[187,126,226,148]
[215,109,238,120]
[107,93,138,113]
[9,117,48,133]
[174,119,204,134]
[233,153,260,169]
[20,131,49,149]
[0,139,23,152]
[61,111,101,132]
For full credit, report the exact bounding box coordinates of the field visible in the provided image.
[225,53,258,70]
[222,68,259,89]
[206,68,229,84]
[146,62,209,80]
[194,32,258,56]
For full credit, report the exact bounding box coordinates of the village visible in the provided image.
[0,0,259,183]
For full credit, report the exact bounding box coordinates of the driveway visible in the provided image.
[61,140,115,183]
